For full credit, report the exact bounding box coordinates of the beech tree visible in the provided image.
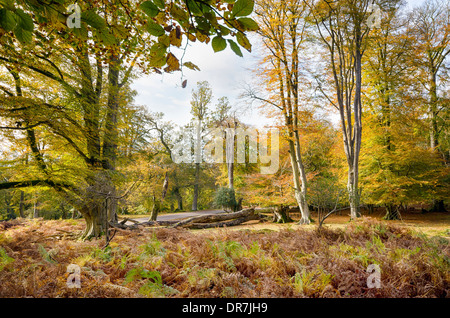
[410,0,450,212]
[309,0,386,219]
[251,0,311,224]
[0,0,259,238]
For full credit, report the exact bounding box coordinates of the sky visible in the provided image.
[131,0,427,129]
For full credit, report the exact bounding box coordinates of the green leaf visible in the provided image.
[71,24,88,40]
[38,244,56,264]
[151,42,168,56]
[231,0,254,17]
[219,25,231,36]
[212,35,227,52]
[98,30,116,45]
[147,21,165,36]
[158,34,170,47]
[14,27,32,43]
[186,0,203,15]
[0,247,14,271]
[140,1,159,18]
[140,269,162,285]
[170,4,189,23]
[236,32,251,52]
[153,0,166,10]
[82,10,106,29]
[237,17,259,31]
[228,39,243,57]
[150,43,167,67]
[15,9,34,32]
[124,268,141,283]
[195,16,211,33]
[0,8,18,32]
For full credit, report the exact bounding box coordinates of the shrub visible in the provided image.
[214,187,237,212]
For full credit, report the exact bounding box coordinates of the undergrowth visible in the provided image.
[0,217,448,298]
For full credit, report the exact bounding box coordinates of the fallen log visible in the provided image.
[110,208,259,230]
[110,219,177,230]
[171,208,256,228]
[187,214,260,229]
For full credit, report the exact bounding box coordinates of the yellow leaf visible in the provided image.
[164,53,180,72]
[169,27,182,47]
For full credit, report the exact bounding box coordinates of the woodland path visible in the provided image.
[126,209,225,224]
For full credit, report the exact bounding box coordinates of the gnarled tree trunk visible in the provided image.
[79,171,117,240]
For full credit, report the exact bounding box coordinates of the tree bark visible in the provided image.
[226,126,236,190]
[173,187,183,211]
[349,48,363,220]
[429,73,439,151]
[149,195,160,221]
[347,165,361,219]
[172,208,256,228]
[79,171,118,239]
[187,215,259,229]
[80,204,108,239]
[192,162,200,211]
[293,131,310,224]
[273,205,293,223]
[19,191,25,218]
[383,204,400,220]
[288,139,310,224]
[33,200,39,219]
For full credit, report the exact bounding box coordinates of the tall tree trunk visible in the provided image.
[350,48,363,220]
[149,195,160,221]
[102,55,120,223]
[226,127,235,189]
[288,139,310,225]
[173,187,183,211]
[60,202,67,219]
[33,200,39,219]
[428,72,446,212]
[19,191,25,218]
[192,163,200,211]
[429,72,439,151]
[228,162,234,190]
[293,130,310,224]
[347,166,360,219]
[4,193,12,218]
[103,56,119,171]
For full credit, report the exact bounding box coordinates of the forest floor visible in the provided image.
[0,211,448,298]
[127,208,450,239]
[223,210,450,239]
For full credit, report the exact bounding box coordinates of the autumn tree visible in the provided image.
[409,0,450,212]
[309,0,390,219]
[0,0,259,237]
[251,0,311,224]
[189,81,213,211]
[359,0,412,219]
